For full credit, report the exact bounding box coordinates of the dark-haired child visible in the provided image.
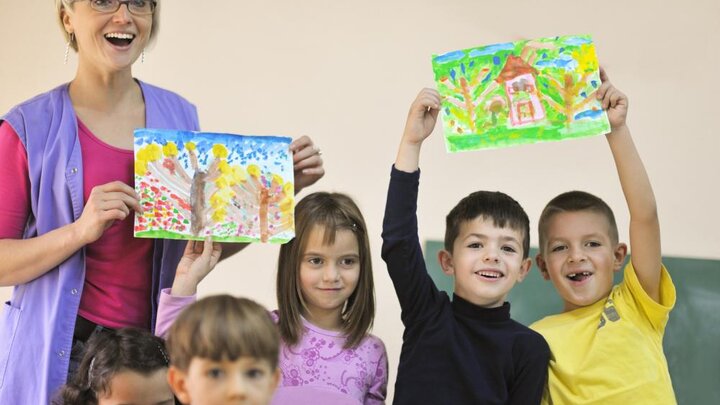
[381,88,549,404]
[56,327,173,405]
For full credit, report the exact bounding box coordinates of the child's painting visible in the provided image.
[134,129,295,243]
[432,35,610,152]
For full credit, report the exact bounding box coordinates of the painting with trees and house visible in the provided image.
[134,129,295,243]
[432,35,610,152]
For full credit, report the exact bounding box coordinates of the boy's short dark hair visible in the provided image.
[444,191,530,259]
[538,190,619,252]
[167,295,279,371]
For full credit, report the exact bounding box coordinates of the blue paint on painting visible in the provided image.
[542,53,547,59]
[461,63,466,75]
[450,69,456,81]
[591,80,597,88]
[574,109,603,120]
[481,72,492,84]
[468,43,514,57]
[469,61,475,68]
[580,91,587,98]
[493,56,501,65]
[433,50,465,64]
[563,36,592,46]
[535,55,577,71]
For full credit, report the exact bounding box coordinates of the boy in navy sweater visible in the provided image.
[381,88,549,405]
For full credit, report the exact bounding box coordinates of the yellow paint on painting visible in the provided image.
[247,164,261,178]
[163,141,179,157]
[212,143,229,159]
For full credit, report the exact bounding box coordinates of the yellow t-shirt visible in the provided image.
[530,262,676,405]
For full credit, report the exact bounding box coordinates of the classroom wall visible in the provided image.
[2,0,719,401]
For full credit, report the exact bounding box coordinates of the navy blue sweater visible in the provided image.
[381,167,549,405]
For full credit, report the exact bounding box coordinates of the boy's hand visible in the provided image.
[395,88,441,172]
[172,237,222,296]
[597,67,628,130]
[402,88,441,145]
[291,135,325,194]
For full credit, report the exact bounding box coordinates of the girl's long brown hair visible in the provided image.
[277,192,375,349]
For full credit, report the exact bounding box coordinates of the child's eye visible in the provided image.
[339,257,357,267]
[307,257,324,266]
[501,245,517,253]
[550,245,567,252]
[467,242,482,249]
[585,241,601,248]
[246,368,266,379]
[207,368,224,379]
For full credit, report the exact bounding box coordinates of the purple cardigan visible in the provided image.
[0,81,199,404]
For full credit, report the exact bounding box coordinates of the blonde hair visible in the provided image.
[166,295,280,371]
[55,0,160,52]
[277,192,375,349]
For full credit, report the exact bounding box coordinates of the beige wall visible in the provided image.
[2,0,719,400]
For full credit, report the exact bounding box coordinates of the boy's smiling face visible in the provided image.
[439,216,531,308]
[537,210,627,312]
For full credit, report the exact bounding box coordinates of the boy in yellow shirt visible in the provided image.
[530,68,676,405]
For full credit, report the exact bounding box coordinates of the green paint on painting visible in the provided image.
[432,34,610,153]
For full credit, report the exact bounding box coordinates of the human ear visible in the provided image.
[61,7,73,35]
[516,258,532,282]
[612,243,628,272]
[438,250,455,276]
[167,366,191,405]
[535,253,551,281]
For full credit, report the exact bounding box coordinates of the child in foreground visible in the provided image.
[530,68,676,404]
[166,295,280,405]
[158,192,388,405]
[381,88,549,404]
[56,327,173,405]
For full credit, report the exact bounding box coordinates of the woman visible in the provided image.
[0,1,324,403]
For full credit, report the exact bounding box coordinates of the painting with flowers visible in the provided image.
[133,129,295,243]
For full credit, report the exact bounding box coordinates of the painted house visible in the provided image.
[496,55,545,126]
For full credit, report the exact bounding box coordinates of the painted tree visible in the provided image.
[229,165,294,242]
[537,44,601,124]
[437,63,491,133]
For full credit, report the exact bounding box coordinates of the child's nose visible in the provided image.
[483,250,500,263]
[568,247,587,263]
[322,265,340,282]
[227,375,249,399]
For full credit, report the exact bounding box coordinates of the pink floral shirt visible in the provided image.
[270,311,388,405]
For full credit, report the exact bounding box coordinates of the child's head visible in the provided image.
[166,295,280,405]
[439,190,532,308]
[277,191,374,349]
[536,191,627,312]
[58,328,173,405]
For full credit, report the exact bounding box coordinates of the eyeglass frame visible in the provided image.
[76,0,157,16]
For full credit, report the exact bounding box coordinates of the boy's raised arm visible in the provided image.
[395,88,441,172]
[599,68,662,302]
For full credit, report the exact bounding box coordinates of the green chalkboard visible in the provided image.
[423,241,720,404]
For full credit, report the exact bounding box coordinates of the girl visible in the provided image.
[56,327,174,405]
[157,192,388,405]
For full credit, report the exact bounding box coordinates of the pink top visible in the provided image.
[156,290,388,405]
[0,120,153,329]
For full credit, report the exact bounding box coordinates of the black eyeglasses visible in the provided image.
[78,0,157,16]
